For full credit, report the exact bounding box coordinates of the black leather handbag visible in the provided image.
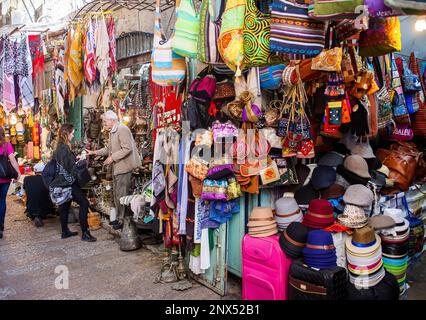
[0,144,18,180]
[74,160,91,187]
[289,260,348,300]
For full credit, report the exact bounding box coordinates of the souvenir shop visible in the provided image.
[146,0,426,300]
[2,0,426,300]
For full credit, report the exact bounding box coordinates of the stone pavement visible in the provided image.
[0,196,222,300]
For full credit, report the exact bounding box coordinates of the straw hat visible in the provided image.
[337,204,369,229]
[345,226,382,255]
[247,207,276,228]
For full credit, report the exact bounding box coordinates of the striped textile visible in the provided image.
[270,0,326,57]
[151,0,186,86]
[197,0,224,64]
[172,0,200,58]
[259,64,285,90]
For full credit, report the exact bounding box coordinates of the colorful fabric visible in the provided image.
[151,0,186,86]
[68,25,84,100]
[270,0,326,57]
[198,0,225,64]
[259,64,285,90]
[309,0,364,20]
[20,35,34,110]
[28,34,45,98]
[107,16,117,77]
[173,0,200,58]
[84,19,97,84]
[217,0,246,76]
[243,0,285,67]
[95,17,110,86]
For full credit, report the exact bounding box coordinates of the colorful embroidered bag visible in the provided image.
[198,0,225,64]
[172,0,200,58]
[218,0,246,76]
[270,0,326,57]
[243,0,285,67]
[259,64,285,90]
[151,0,186,86]
[358,17,401,57]
[410,52,426,136]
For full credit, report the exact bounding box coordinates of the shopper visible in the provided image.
[0,127,21,239]
[87,111,141,230]
[23,163,55,228]
[51,124,96,242]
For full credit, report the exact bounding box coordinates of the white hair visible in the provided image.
[102,110,118,121]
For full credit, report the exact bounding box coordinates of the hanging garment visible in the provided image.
[107,16,117,77]
[172,0,200,58]
[217,0,246,76]
[178,135,192,234]
[198,0,225,64]
[151,0,186,86]
[68,25,84,100]
[200,228,211,270]
[20,35,34,110]
[95,17,110,86]
[84,19,97,84]
[243,0,285,67]
[3,38,16,114]
[270,0,326,57]
[235,67,262,107]
[28,34,45,98]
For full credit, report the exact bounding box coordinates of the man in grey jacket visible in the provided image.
[87,111,141,229]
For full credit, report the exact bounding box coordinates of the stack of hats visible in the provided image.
[337,155,371,186]
[302,199,335,229]
[279,222,309,259]
[380,208,410,294]
[247,207,278,238]
[337,185,373,228]
[311,165,337,191]
[345,226,386,289]
[303,230,337,269]
[294,183,320,208]
[274,196,303,230]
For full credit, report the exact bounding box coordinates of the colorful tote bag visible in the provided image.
[243,0,285,67]
[259,64,286,90]
[391,55,409,117]
[198,0,225,64]
[151,0,186,86]
[218,0,246,76]
[358,17,401,57]
[308,0,364,20]
[270,0,326,57]
[172,0,200,58]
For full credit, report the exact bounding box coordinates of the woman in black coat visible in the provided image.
[51,124,96,242]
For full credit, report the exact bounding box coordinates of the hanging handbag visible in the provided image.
[299,59,324,82]
[151,0,186,86]
[201,178,228,201]
[359,17,401,57]
[366,0,402,17]
[213,80,236,101]
[311,47,343,72]
[308,0,364,20]
[270,0,326,57]
[198,0,225,64]
[0,143,17,180]
[259,64,286,90]
[289,260,348,300]
[185,156,209,181]
[217,0,246,76]
[243,0,286,67]
[172,0,200,58]
[410,52,426,136]
[391,55,409,118]
[334,18,368,43]
[400,57,422,94]
[74,159,91,187]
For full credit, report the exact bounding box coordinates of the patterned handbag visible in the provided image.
[391,55,409,118]
[217,0,246,76]
[359,17,401,57]
[243,0,286,67]
[334,18,368,43]
[259,64,286,90]
[311,47,343,72]
[270,0,326,57]
[410,52,426,136]
[198,0,225,64]
[172,0,200,58]
[308,0,364,20]
[151,0,186,86]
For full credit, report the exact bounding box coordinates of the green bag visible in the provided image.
[309,0,364,20]
[172,0,200,58]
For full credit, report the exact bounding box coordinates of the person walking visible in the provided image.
[87,111,141,230]
[50,124,96,242]
[0,127,21,239]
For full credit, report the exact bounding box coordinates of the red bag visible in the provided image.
[409,52,426,136]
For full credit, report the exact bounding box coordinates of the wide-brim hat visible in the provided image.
[345,228,382,255]
[346,248,383,266]
[248,228,278,238]
[279,222,309,258]
[382,256,408,267]
[337,205,369,229]
[247,207,275,227]
[348,259,384,276]
[318,151,345,167]
[346,271,400,299]
[249,222,278,232]
[369,215,396,230]
[343,184,374,207]
[349,268,386,288]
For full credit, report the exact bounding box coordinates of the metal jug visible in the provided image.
[119,216,141,251]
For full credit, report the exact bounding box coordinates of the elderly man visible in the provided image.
[87,110,141,230]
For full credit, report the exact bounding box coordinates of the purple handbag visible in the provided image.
[366,0,401,17]
[201,178,228,201]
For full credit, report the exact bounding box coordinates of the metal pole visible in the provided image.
[21,0,34,23]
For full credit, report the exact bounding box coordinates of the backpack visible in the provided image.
[42,158,57,189]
